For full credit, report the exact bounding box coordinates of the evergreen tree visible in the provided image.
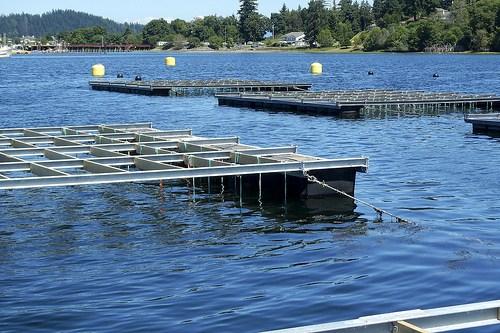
[271,4,288,36]
[305,0,329,46]
[238,0,259,42]
[0,10,142,37]
[359,1,374,31]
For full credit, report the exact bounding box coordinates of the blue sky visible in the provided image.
[0,0,328,23]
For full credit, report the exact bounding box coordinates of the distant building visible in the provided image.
[21,35,38,47]
[281,32,306,47]
[157,41,169,47]
[434,8,452,22]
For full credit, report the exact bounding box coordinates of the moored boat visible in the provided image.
[0,46,11,58]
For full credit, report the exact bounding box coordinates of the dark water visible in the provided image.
[0,52,499,332]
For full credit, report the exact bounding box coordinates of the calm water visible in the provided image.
[0,52,500,332]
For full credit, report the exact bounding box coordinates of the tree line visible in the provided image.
[141,0,500,52]
[2,1,499,52]
[0,10,142,38]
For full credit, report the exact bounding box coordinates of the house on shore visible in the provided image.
[281,32,306,47]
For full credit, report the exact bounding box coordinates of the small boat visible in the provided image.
[0,46,12,58]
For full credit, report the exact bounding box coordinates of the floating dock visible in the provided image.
[0,123,367,198]
[465,113,500,135]
[89,79,312,96]
[217,90,500,117]
[265,300,500,333]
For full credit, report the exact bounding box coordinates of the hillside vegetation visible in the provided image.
[0,9,142,37]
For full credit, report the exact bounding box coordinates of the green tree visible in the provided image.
[403,0,440,21]
[305,0,329,47]
[471,29,492,51]
[491,29,500,51]
[170,19,189,36]
[142,19,170,45]
[339,0,361,33]
[469,0,500,34]
[238,0,258,42]
[359,1,374,31]
[451,0,470,28]
[373,0,404,27]
[271,4,288,36]
[441,26,463,46]
[187,36,201,48]
[317,28,334,47]
[286,8,305,32]
[363,26,389,50]
[408,19,442,50]
[336,22,353,47]
[385,24,409,51]
[208,35,224,49]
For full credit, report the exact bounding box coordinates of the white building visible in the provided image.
[281,32,306,47]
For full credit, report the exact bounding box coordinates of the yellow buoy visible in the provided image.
[91,64,105,77]
[165,57,176,67]
[310,62,323,75]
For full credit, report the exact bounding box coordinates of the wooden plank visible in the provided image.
[396,321,429,333]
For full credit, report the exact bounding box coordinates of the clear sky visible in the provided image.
[0,0,328,24]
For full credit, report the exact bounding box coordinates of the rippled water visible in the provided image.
[0,52,500,332]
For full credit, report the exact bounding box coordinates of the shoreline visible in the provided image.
[12,47,500,56]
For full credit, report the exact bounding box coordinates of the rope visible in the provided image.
[302,168,410,224]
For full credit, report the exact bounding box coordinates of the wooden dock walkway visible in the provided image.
[465,113,500,135]
[0,123,367,198]
[89,79,312,96]
[217,90,500,117]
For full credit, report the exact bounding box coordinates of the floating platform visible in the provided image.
[89,79,312,96]
[265,300,500,333]
[0,123,367,198]
[217,90,500,117]
[465,113,500,135]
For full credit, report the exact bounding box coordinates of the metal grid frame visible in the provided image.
[0,123,368,190]
[89,79,312,95]
[217,89,500,108]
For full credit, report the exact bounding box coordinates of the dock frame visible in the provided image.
[465,113,500,135]
[265,300,500,333]
[0,123,367,196]
[90,79,312,96]
[217,90,500,117]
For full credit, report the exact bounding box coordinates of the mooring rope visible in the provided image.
[302,169,410,223]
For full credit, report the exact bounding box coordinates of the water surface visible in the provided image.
[0,52,500,332]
